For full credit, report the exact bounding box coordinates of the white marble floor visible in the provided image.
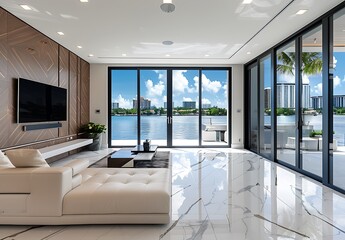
[1,148,345,240]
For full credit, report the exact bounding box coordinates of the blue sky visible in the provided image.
[112,69,229,109]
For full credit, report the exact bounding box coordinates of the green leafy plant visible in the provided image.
[80,122,106,138]
[309,130,335,137]
[310,130,322,137]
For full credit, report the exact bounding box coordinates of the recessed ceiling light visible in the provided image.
[204,54,210,57]
[77,46,82,49]
[296,9,308,15]
[165,54,171,57]
[160,0,175,13]
[80,0,89,2]
[57,32,64,35]
[162,40,174,45]
[88,54,94,57]
[247,51,251,55]
[242,0,252,4]
[122,53,127,57]
[20,5,32,10]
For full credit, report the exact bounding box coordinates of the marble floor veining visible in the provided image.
[1,148,345,240]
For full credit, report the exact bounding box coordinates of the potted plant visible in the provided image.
[80,122,106,151]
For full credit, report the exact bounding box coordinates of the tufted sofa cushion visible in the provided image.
[63,168,171,215]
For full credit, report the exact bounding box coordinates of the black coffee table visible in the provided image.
[131,145,158,153]
[108,146,158,168]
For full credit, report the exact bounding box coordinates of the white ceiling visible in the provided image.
[0,0,344,65]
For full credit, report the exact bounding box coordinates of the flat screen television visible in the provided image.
[17,78,67,123]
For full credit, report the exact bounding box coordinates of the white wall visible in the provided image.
[89,64,244,148]
[90,64,108,148]
[231,65,244,149]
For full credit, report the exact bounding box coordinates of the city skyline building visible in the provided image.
[133,97,151,109]
[182,101,196,109]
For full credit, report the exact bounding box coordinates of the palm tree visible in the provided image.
[277,52,322,76]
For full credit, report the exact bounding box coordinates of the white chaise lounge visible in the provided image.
[0,149,171,225]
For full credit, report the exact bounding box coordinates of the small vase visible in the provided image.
[88,133,102,151]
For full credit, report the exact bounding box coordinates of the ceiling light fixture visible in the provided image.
[165,54,171,57]
[160,0,175,13]
[247,51,251,55]
[122,53,127,57]
[80,0,89,2]
[88,54,94,57]
[77,46,82,49]
[296,9,308,15]
[20,5,32,10]
[204,54,210,57]
[242,0,253,4]
[162,40,174,45]
[57,32,64,35]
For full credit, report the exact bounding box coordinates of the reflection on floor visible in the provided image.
[1,148,345,240]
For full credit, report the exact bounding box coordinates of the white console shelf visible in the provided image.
[39,139,93,159]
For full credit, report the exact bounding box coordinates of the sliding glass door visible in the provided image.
[201,70,229,146]
[172,69,199,146]
[110,69,138,146]
[140,70,168,146]
[109,67,231,147]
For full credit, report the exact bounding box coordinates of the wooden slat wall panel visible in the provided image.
[0,9,9,147]
[69,53,78,135]
[80,59,90,126]
[58,46,69,137]
[6,14,59,147]
[0,8,90,150]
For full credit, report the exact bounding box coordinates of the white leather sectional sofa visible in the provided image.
[0,150,171,225]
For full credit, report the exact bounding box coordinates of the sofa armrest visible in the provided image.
[27,167,73,216]
[63,159,88,176]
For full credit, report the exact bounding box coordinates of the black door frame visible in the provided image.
[108,66,232,148]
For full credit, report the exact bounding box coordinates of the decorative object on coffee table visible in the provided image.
[80,122,106,151]
[143,139,151,152]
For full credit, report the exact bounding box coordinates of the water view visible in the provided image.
[112,115,227,140]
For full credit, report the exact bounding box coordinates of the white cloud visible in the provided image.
[173,70,195,93]
[153,70,166,81]
[163,95,167,102]
[114,94,132,109]
[343,76,345,83]
[314,83,322,95]
[302,75,310,84]
[278,72,295,83]
[334,76,341,87]
[216,100,226,108]
[223,84,228,98]
[333,56,337,69]
[202,98,211,104]
[278,72,310,84]
[146,80,165,97]
[194,74,222,93]
[183,97,193,101]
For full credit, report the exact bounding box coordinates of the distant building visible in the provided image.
[133,97,151,109]
[183,101,196,109]
[276,83,310,108]
[202,104,211,109]
[112,102,119,109]
[311,95,345,109]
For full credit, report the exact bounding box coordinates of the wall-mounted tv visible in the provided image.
[17,78,67,123]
